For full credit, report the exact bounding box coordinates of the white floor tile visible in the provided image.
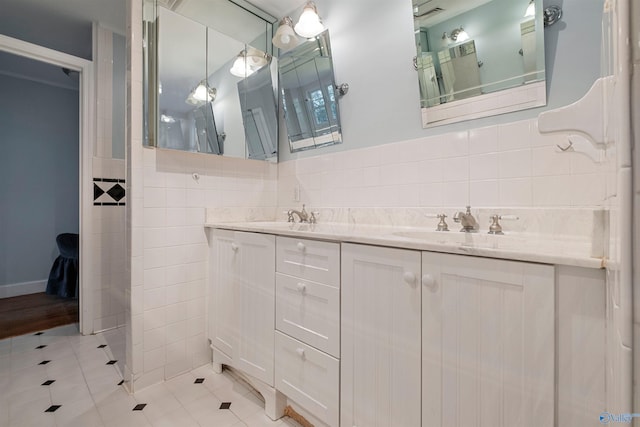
[3,326,319,427]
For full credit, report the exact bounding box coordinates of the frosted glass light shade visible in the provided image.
[525,0,535,17]
[230,54,254,77]
[273,17,299,50]
[294,2,324,38]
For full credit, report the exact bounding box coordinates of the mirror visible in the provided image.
[413,0,546,127]
[279,30,343,152]
[144,0,279,161]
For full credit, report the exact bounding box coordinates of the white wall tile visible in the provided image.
[532,147,571,176]
[499,178,533,206]
[469,125,499,155]
[498,120,531,151]
[499,149,532,179]
[469,153,499,180]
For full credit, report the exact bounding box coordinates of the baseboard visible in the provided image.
[0,280,47,299]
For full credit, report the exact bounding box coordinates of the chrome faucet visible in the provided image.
[453,206,479,232]
[287,204,310,223]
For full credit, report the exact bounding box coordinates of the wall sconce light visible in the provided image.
[442,27,469,43]
[524,0,535,17]
[186,80,216,105]
[229,48,270,78]
[272,16,300,50]
[294,2,325,38]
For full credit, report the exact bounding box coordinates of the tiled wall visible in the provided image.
[278,118,611,212]
[92,25,127,334]
[130,149,276,390]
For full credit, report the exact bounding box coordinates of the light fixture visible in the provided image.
[442,27,469,43]
[229,48,270,78]
[272,16,300,51]
[186,80,216,105]
[524,0,535,17]
[294,2,325,38]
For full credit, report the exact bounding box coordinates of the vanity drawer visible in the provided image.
[276,273,340,358]
[276,237,340,287]
[275,331,339,427]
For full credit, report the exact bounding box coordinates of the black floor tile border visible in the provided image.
[220,402,232,410]
[45,405,61,413]
[133,403,146,411]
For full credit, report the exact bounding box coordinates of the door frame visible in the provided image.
[0,34,94,335]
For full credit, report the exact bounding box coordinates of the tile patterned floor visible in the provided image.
[0,324,304,427]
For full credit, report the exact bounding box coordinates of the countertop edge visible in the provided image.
[204,222,604,270]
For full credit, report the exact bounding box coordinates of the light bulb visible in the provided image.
[294,2,324,38]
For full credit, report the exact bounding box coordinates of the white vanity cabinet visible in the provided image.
[422,252,555,427]
[208,229,276,386]
[341,243,423,427]
[274,236,341,427]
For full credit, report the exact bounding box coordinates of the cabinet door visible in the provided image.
[341,243,422,427]
[422,253,554,427]
[234,231,276,386]
[209,229,238,359]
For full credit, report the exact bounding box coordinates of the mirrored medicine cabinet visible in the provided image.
[413,0,546,127]
[278,30,344,153]
[143,0,279,161]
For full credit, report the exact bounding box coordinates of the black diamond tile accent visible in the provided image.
[219,402,232,410]
[194,378,205,384]
[106,360,117,365]
[107,184,125,202]
[133,404,146,411]
[42,380,56,386]
[34,332,44,336]
[97,344,107,348]
[93,183,105,201]
[45,405,61,413]
[35,345,47,349]
[39,360,51,365]
[118,380,124,386]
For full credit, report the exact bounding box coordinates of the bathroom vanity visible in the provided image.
[205,217,605,427]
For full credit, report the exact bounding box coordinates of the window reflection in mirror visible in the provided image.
[144,0,278,161]
[413,0,546,127]
[279,30,342,152]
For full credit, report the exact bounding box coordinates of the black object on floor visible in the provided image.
[46,233,79,298]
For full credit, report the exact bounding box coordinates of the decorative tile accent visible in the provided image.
[93,178,126,206]
[39,360,51,365]
[97,344,107,349]
[107,183,125,201]
[118,380,124,386]
[106,360,117,365]
[219,402,232,410]
[45,405,61,413]
[133,404,147,411]
[35,345,47,349]
[34,332,44,336]
[194,378,205,384]
[41,380,56,386]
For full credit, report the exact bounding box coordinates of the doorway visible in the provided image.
[0,34,94,336]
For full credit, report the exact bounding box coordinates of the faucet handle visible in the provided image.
[488,214,519,235]
[284,210,295,223]
[424,213,449,231]
[310,211,320,224]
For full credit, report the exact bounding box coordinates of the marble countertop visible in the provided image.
[204,221,605,269]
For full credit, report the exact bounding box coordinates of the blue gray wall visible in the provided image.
[279,0,605,160]
[0,73,79,287]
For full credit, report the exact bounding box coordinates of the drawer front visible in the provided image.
[276,273,340,358]
[275,331,339,427]
[276,237,340,287]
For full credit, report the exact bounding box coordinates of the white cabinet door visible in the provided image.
[209,229,238,359]
[422,253,554,427]
[234,231,275,386]
[341,243,422,427]
[209,229,275,386]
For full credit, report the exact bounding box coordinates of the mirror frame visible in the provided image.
[414,0,546,128]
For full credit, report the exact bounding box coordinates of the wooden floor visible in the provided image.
[0,292,78,340]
